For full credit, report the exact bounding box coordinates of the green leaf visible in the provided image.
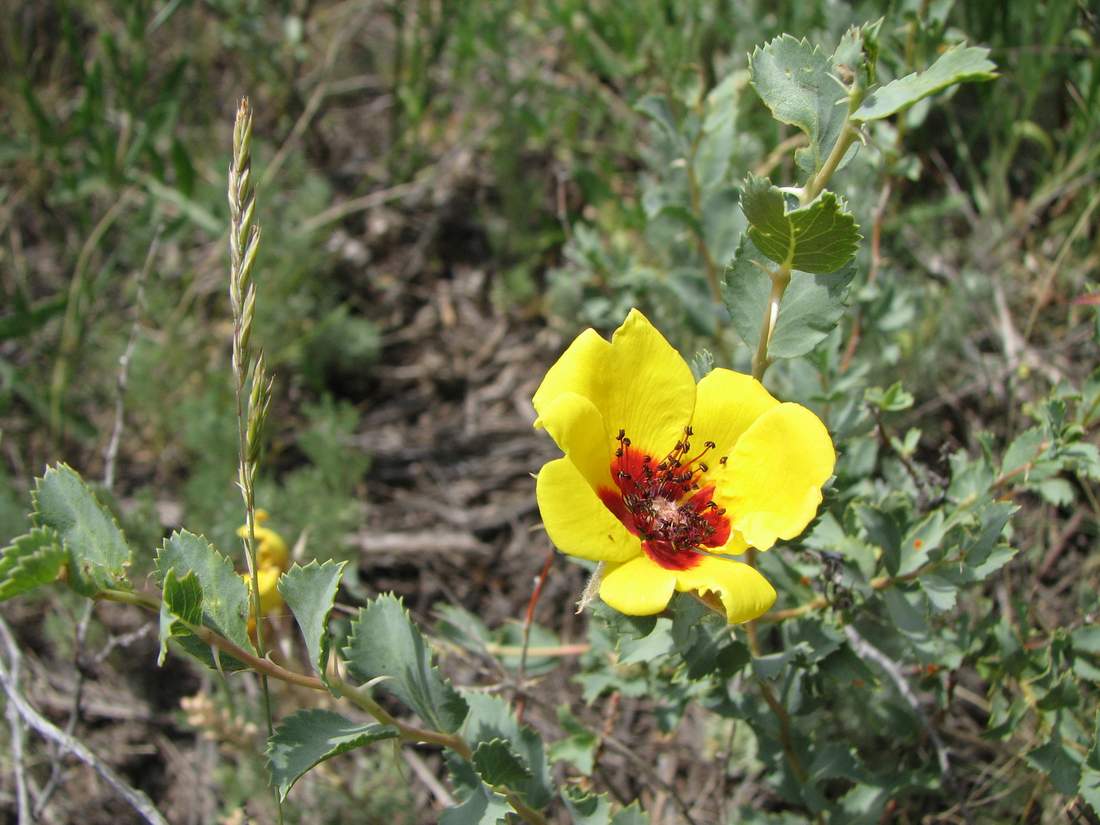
[0,528,65,601]
[724,237,856,358]
[853,45,996,122]
[969,546,1017,581]
[768,264,855,358]
[741,176,860,273]
[635,94,684,153]
[343,594,468,733]
[266,709,399,802]
[723,238,773,349]
[155,530,252,654]
[278,560,345,688]
[439,785,510,825]
[749,35,847,175]
[740,175,790,258]
[855,504,902,576]
[32,463,131,596]
[920,574,958,612]
[865,382,914,412]
[159,569,203,666]
[1079,712,1100,814]
[563,788,613,825]
[1027,731,1082,796]
[882,588,928,642]
[461,692,552,809]
[472,738,532,788]
[1002,427,1048,476]
[563,788,651,825]
[548,706,599,774]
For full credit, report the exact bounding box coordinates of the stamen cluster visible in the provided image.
[611,428,729,568]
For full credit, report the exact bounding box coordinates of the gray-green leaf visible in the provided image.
[548,706,599,774]
[0,528,65,601]
[748,35,847,175]
[472,738,532,788]
[439,785,511,825]
[462,692,552,809]
[723,237,855,358]
[563,788,613,825]
[343,594,468,733]
[1078,712,1100,814]
[278,560,345,689]
[565,791,650,825]
[853,45,996,122]
[159,569,203,666]
[32,463,131,596]
[155,530,252,654]
[266,709,399,802]
[741,175,860,273]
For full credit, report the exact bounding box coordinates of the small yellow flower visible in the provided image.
[240,566,283,617]
[533,309,835,623]
[237,509,289,572]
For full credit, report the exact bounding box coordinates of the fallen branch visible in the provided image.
[0,618,169,825]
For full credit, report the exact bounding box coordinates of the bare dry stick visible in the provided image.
[2,615,31,824]
[843,625,951,779]
[0,617,169,825]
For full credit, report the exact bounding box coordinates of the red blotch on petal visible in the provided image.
[598,488,638,536]
[643,539,703,570]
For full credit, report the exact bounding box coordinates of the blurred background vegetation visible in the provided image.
[0,0,1097,822]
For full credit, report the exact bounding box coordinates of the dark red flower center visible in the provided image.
[598,427,731,570]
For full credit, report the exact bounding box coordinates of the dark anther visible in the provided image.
[704,440,716,449]
[622,437,631,446]
[615,448,623,457]
[685,426,694,436]
[617,429,625,440]
[699,462,708,472]
[719,456,728,465]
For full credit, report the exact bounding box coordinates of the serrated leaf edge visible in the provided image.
[265,709,400,802]
[278,558,347,688]
[0,527,66,600]
[31,462,133,582]
[342,593,468,732]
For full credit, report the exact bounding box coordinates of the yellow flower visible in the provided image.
[240,566,283,617]
[533,309,835,623]
[237,509,289,572]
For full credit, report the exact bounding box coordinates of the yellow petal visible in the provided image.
[709,529,749,556]
[599,555,677,616]
[689,369,779,458]
[238,523,290,571]
[673,556,776,623]
[256,567,283,615]
[256,527,289,571]
[715,402,835,550]
[533,309,695,458]
[240,568,284,616]
[533,392,614,492]
[536,458,640,563]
